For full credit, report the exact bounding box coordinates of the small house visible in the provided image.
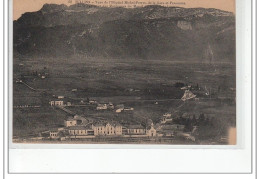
[107,102,114,109]
[64,116,77,127]
[89,100,97,104]
[115,104,124,110]
[50,100,64,106]
[124,107,134,111]
[49,129,59,139]
[161,113,173,124]
[115,104,125,113]
[96,104,107,110]
[116,109,122,113]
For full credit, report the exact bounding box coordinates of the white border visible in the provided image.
[4,0,255,175]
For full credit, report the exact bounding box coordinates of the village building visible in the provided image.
[127,124,146,135]
[49,95,73,106]
[146,123,157,137]
[123,107,134,111]
[107,102,114,109]
[116,109,122,113]
[89,100,97,104]
[68,126,93,136]
[64,116,77,127]
[96,104,107,110]
[49,130,59,139]
[92,122,122,136]
[161,113,173,123]
[49,128,65,139]
[50,100,64,106]
[115,104,124,113]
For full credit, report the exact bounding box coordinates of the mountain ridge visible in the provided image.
[13,3,235,61]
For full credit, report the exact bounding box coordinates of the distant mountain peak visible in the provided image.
[14,4,235,61]
[41,3,68,12]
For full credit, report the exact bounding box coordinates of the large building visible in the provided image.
[126,124,146,135]
[92,122,122,136]
[68,126,93,136]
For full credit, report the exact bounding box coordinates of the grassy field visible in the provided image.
[13,56,236,141]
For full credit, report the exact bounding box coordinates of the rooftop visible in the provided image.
[49,128,59,132]
[67,126,87,130]
[65,116,75,121]
[158,124,185,130]
[126,124,145,129]
[93,121,122,127]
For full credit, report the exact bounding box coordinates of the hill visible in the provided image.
[13,3,235,61]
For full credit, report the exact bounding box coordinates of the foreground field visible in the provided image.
[13,56,236,143]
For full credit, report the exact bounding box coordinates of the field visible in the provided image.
[13,56,236,142]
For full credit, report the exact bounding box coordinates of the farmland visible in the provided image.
[13,56,236,142]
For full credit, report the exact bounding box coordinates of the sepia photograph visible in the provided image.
[12,0,236,145]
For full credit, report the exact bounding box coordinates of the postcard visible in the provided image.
[12,0,236,145]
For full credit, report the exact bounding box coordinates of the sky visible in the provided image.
[13,0,235,20]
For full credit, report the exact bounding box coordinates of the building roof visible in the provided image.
[73,115,86,120]
[93,121,122,127]
[65,116,76,121]
[67,126,87,130]
[115,104,124,109]
[146,124,155,130]
[157,124,185,131]
[97,104,107,107]
[49,128,59,132]
[127,124,145,129]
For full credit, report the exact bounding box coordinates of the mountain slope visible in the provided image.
[13,3,235,61]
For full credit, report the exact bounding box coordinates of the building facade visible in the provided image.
[68,126,93,136]
[49,130,59,139]
[50,100,64,106]
[127,125,146,135]
[146,123,157,137]
[64,117,77,127]
[92,122,122,136]
[96,104,107,110]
